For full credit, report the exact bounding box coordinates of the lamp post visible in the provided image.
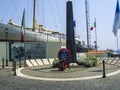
[5,28,8,66]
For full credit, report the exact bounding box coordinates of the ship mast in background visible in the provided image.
[85,0,91,51]
[33,0,36,32]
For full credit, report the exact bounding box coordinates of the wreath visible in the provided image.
[58,48,71,59]
[57,48,71,70]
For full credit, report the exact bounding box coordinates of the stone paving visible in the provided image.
[21,64,119,78]
[0,62,120,90]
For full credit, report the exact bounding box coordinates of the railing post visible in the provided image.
[103,60,106,78]
[2,58,4,68]
[24,59,26,67]
[12,60,16,75]
[13,60,16,75]
[12,60,14,71]
[19,58,21,68]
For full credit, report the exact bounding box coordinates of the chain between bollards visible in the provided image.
[103,60,106,78]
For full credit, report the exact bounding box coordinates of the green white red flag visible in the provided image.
[21,9,25,43]
[90,20,96,31]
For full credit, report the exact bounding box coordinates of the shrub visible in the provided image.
[77,57,85,65]
[77,57,98,67]
[91,57,98,66]
[52,58,60,68]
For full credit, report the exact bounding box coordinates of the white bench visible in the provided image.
[26,60,33,67]
[49,58,54,64]
[36,59,44,65]
[42,59,50,65]
[30,59,38,66]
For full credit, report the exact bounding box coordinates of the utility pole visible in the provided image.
[5,28,8,66]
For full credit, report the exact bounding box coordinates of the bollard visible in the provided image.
[2,58,4,68]
[19,58,21,68]
[6,59,8,66]
[24,60,26,67]
[12,60,14,71]
[103,60,106,78]
[13,60,16,76]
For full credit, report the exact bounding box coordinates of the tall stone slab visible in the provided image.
[66,1,76,63]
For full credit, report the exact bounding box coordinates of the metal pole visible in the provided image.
[60,34,61,43]
[24,29,26,67]
[19,57,21,68]
[103,60,106,78]
[5,28,8,66]
[2,58,4,68]
[33,0,36,31]
[116,34,119,50]
[95,18,97,51]
[85,0,90,51]
[47,34,48,42]
[23,9,26,67]
[13,60,16,76]
[94,18,97,58]
[24,35,27,67]
[12,59,14,71]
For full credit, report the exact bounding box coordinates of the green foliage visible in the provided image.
[76,57,85,65]
[77,57,98,67]
[52,58,60,68]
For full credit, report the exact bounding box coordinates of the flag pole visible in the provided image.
[23,34,26,67]
[24,10,26,67]
[94,18,98,58]
[21,9,26,67]
[95,18,97,51]
[116,33,119,50]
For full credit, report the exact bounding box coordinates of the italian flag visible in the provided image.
[90,20,96,31]
[21,9,25,43]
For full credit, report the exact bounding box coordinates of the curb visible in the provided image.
[16,67,120,81]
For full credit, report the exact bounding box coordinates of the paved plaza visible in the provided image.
[17,64,120,80]
[0,62,120,90]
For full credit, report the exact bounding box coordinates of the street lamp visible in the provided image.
[5,28,8,66]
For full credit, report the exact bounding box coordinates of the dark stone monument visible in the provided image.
[66,1,76,63]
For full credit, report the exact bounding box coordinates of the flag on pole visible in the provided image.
[94,20,96,28]
[90,20,96,31]
[73,20,76,28]
[113,0,120,36]
[21,9,25,43]
[90,27,94,30]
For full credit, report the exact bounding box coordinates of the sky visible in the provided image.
[0,0,118,50]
